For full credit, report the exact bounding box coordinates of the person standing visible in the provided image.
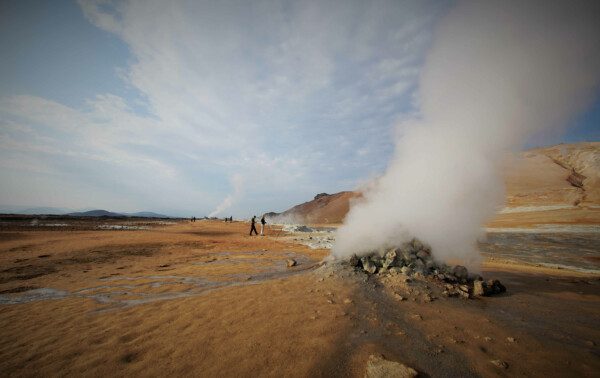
[260,215,266,236]
[249,215,258,236]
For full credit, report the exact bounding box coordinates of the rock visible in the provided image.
[361,257,378,274]
[349,254,360,267]
[473,280,487,296]
[295,225,314,232]
[507,337,515,343]
[413,259,425,270]
[383,249,397,269]
[343,298,353,304]
[444,273,458,282]
[365,354,418,378]
[490,359,509,369]
[487,279,506,294]
[416,250,429,260]
[411,238,424,251]
[400,248,415,262]
[287,259,297,267]
[424,258,435,270]
[452,265,469,280]
[400,266,412,276]
[473,279,506,296]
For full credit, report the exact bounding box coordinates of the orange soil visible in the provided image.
[0,220,598,376]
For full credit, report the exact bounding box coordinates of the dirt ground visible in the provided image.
[0,220,598,377]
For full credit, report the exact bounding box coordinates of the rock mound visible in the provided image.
[347,238,506,299]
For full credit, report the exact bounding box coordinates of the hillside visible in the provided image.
[270,192,361,224]
[504,142,600,208]
[274,142,600,225]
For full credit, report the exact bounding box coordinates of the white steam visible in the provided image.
[208,174,244,217]
[333,0,600,267]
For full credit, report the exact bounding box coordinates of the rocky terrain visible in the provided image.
[344,238,506,300]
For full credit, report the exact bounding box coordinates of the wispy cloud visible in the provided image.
[1,0,446,216]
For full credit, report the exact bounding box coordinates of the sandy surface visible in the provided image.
[1,220,599,377]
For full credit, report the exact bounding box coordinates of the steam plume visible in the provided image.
[333,0,600,267]
[208,174,243,217]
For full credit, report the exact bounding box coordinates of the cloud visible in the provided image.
[1,0,446,215]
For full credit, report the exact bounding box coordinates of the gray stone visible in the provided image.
[370,255,384,268]
[416,250,429,260]
[444,273,457,282]
[452,265,469,280]
[361,257,378,274]
[424,258,435,270]
[487,279,506,294]
[413,259,425,270]
[411,238,424,251]
[364,354,418,378]
[349,254,360,267]
[400,247,414,261]
[383,249,397,269]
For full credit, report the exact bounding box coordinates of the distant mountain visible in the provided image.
[124,211,170,218]
[65,209,172,218]
[67,210,125,217]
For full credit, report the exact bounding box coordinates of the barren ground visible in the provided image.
[0,219,598,377]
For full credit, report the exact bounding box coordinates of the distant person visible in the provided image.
[249,215,258,236]
[260,215,266,236]
[230,216,233,222]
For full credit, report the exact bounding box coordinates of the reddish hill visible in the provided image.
[272,191,361,224]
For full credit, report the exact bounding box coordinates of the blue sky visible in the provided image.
[0,0,598,217]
